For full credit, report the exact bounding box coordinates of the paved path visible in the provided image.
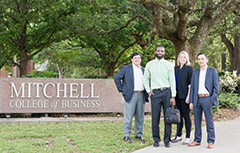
[0,116,153,124]
[0,117,124,124]
[133,117,240,153]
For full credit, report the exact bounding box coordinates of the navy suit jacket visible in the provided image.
[189,66,220,107]
[114,64,149,103]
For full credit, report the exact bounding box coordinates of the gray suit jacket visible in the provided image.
[114,64,149,103]
[189,66,220,107]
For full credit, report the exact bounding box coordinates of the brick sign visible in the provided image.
[0,78,151,113]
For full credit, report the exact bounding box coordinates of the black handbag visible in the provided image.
[165,107,181,124]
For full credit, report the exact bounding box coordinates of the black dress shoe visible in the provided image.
[153,142,159,147]
[123,136,132,143]
[165,143,170,148]
[135,136,145,142]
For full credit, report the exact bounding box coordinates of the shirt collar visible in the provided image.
[154,58,165,62]
[200,65,208,72]
[132,63,141,69]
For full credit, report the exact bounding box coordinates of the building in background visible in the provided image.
[0,60,35,77]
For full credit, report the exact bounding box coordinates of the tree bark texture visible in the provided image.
[221,34,240,74]
[137,0,240,65]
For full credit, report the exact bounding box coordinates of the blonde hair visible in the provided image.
[177,51,191,66]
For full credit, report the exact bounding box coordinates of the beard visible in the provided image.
[155,54,164,59]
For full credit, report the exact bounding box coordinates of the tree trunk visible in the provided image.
[57,65,64,78]
[221,34,240,74]
[171,38,204,66]
[221,52,227,70]
[105,63,115,78]
[230,35,240,74]
[19,51,29,77]
[139,0,237,68]
[171,39,192,64]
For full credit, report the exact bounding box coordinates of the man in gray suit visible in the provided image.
[188,53,220,149]
[114,52,148,143]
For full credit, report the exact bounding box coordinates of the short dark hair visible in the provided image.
[197,53,208,58]
[131,52,141,59]
[156,45,164,50]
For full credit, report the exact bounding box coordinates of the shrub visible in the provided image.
[219,70,240,94]
[213,105,220,113]
[218,92,239,108]
[23,70,59,78]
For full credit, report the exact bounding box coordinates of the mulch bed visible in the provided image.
[213,107,240,121]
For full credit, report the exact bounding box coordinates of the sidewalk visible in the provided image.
[0,117,123,124]
[133,117,240,153]
[0,115,152,124]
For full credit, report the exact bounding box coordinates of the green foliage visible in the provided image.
[213,105,220,113]
[218,70,240,109]
[216,11,240,37]
[64,67,107,79]
[218,92,239,108]
[199,35,225,70]
[141,37,175,67]
[34,40,101,78]
[62,0,153,77]
[23,70,59,78]
[0,0,78,76]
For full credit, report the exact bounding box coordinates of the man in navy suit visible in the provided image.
[188,53,220,149]
[114,52,148,143]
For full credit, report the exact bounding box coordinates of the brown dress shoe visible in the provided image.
[188,141,201,147]
[208,143,214,149]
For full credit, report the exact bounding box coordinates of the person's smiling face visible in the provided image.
[179,53,187,66]
[155,47,165,59]
[131,55,141,67]
[197,54,208,68]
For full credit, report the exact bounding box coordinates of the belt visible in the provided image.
[134,91,144,93]
[153,87,170,91]
[198,94,210,97]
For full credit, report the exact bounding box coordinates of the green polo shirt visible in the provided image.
[143,58,176,97]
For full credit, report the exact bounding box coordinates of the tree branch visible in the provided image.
[101,5,153,26]
[213,1,239,22]
[29,27,57,58]
[115,40,137,61]
[221,33,234,55]
[132,0,177,13]
[105,15,138,34]
[201,0,206,12]
[187,19,200,27]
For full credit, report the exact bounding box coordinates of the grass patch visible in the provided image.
[0,118,177,152]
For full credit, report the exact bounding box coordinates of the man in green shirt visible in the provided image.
[143,45,176,148]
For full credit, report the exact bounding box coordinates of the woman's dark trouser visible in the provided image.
[176,97,192,138]
[151,89,171,145]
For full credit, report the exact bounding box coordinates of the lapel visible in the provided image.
[179,65,186,75]
[175,66,180,75]
[196,68,200,92]
[205,67,210,92]
[129,64,134,83]
[141,67,144,74]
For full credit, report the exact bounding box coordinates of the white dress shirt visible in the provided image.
[198,66,209,94]
[132,64,144,91]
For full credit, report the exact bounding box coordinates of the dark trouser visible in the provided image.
[176,97,192,138]
[151,89,171,144]
[193,96,215,144]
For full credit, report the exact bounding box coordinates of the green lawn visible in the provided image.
[0,119,177,153]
